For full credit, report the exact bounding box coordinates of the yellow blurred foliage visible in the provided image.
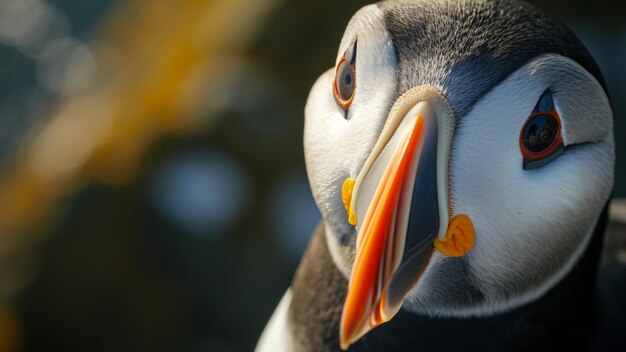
[0,0,281,237]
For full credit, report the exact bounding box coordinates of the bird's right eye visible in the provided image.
[333,41,357,114]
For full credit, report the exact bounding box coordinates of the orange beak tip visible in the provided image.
[339,323,357,351]
[339,337,350,351]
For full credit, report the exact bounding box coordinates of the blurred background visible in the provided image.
[0,0,623,351]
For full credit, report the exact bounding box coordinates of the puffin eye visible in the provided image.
[519,90,564,170]
[333,41,357,114]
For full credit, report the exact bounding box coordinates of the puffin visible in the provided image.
[257,0,617,351]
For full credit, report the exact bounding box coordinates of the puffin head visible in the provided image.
[303,0,614,349]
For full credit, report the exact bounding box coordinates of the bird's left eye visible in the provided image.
[333,41,357,114]
[519,90,564,170]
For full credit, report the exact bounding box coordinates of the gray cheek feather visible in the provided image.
[404,256,486,311]
[377,0,606,118]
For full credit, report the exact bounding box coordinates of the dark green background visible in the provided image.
[0,1,623,351]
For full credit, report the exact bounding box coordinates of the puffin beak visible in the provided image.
[340,88,455,349]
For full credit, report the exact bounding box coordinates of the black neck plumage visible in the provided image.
[288,204,609,352]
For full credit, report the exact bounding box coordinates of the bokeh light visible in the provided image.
[151,151,250,237]
[0,0,621,351]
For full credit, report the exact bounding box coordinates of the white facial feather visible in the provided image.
[403,54,614,316]
[304,5,397,276]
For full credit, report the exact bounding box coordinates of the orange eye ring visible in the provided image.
[333,56,356,112]
[519,108,564,168]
